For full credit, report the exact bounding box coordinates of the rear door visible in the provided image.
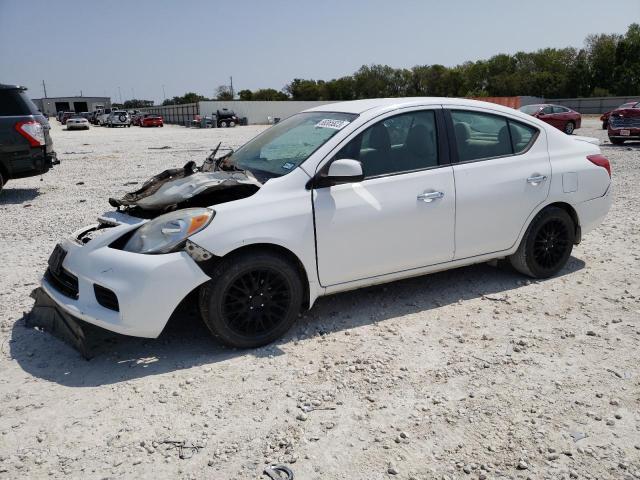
[313,107,456,286]
[447,108,551,259]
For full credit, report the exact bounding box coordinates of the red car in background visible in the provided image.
[608,105,640,145]
[518,104,581,135]
[600,101,639,129]
[139,114,163,127]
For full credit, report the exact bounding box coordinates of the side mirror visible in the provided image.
[310,159,364,189]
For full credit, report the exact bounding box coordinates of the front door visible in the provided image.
[448,108,551,259]
[313,108,456,286]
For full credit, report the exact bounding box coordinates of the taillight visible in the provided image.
[15,120,45,147]
[587,154,611,178]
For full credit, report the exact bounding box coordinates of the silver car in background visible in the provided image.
[106,110,131,128]
[65,114,90,130]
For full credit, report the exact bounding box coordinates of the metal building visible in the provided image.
[32,96,112,116]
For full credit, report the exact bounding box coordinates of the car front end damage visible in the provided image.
[28,150,262,357]
[28,217,213,357]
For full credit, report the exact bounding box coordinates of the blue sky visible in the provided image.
[1,0,638,103]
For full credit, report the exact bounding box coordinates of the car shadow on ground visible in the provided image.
[0,187,41,204]
[10,256,585,387]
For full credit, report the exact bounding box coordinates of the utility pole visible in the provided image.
[131,87,135,100]
[230,76,234,99]
[117,86,123,104]
[42,80,48,98]
[162,84,166,102]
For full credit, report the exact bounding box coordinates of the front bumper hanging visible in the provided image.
[25,287,112,360]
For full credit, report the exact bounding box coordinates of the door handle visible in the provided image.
[527,175,547,185]
[417,191,444,202]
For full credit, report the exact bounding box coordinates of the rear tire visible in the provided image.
[199,251,303,348]
[0,171,5,192]
[509,207,575,279]
[564,121,575,135]
[610,137,625,145]
[220,121,228,128]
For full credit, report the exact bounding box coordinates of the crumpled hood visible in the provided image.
[109,160,261,210]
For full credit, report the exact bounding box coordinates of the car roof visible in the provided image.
[305,97,542,120]
[0,84,26,91]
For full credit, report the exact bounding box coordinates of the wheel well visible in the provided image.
[224,243,311,309]
[544,202,581,244]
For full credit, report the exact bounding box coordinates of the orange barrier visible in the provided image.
[469,96,521,109]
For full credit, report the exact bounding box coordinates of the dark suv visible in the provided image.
[0,84,57,191]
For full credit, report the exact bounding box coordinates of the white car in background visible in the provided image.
[32,97,612,356]
[65,114,90,130]
[106,110,131,128]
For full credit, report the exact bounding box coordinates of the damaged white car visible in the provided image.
[30,98,612,357]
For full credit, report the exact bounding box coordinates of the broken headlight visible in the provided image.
[123,208,214,254]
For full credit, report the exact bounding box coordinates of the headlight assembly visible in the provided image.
[123,208,214,254]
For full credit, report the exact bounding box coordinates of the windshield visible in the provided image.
[228,111,357,178]
[519,105,542,115]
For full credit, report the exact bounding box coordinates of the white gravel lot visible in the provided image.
[0,118,638,480]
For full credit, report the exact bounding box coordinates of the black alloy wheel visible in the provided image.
[509,207,575,278]
[199,251,303,348]
[532,219,570,270]
[221,267,291,337]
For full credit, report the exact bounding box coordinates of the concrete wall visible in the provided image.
[33,97,111,116]
[546,96,639,114]
[199,100,335,124]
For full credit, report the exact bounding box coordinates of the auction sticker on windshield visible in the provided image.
[315,119,350,130]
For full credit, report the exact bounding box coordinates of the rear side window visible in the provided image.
[552,106,569,113]
[0,89,39,116]
[451,110,538,162]
[509,121,537,153]
[451,111,511,162]
[335,110,439,178]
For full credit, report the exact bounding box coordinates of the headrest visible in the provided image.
[368,123,391,151]
[454,122,471,142]
[405,124,433,157]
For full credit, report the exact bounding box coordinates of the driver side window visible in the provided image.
[334,110,439,178]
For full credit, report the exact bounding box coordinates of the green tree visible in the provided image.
[215,85,234,100]
[238,89,253,100]
[123,99,154,108]
[162,92,209,105]
[252,88,289,101]
[613,23,640,95]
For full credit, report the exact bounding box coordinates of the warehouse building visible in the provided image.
[32,96,111,116]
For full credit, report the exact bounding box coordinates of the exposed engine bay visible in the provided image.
[108,143,262,218]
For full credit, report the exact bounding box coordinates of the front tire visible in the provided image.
[509,207,575,279]
[564,121,575,135]
[602,121,608,130]
[199,251,303,348]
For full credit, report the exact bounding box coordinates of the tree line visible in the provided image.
[161,23,640,105]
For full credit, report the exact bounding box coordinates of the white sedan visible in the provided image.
[65,115,90,130]
[31,98,612,355]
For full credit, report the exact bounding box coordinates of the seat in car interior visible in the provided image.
[400,124,437,169]
[360,123,391,177]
